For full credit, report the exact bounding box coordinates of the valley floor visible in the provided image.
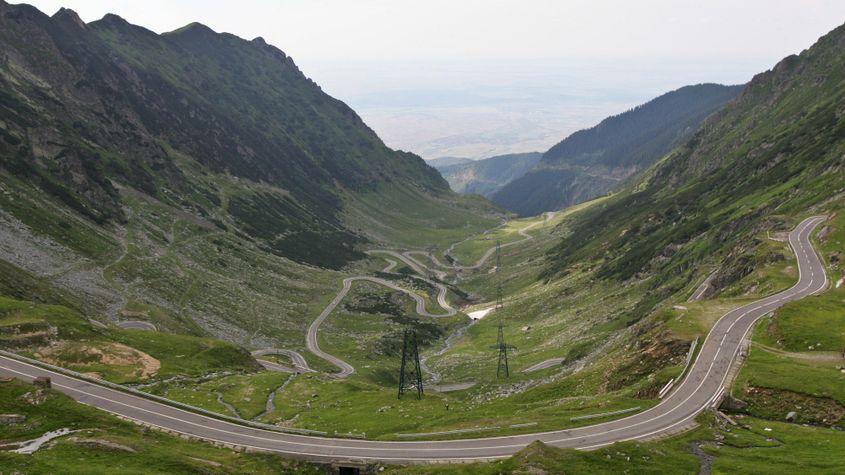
[3,196,844,472]
[1,172,844,472]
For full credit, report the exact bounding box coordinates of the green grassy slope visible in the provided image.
[726,210,845,429]
[544,23,845,296]
[0,379,318,473]
[388,414,845,474]
[0,296,260,383]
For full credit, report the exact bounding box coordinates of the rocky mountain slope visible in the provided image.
[421,24,845,467]
[435,151,541,197]
[544,23,845,295]
[493,84,743,216]
[0,2,493,271]
[0,2,497,348]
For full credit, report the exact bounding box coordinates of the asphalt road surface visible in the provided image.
[0,216,827,464]
[688,270,718,302]
[251,349,313,374]
[522,357,566,373]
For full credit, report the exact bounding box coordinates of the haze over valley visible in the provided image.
[305,58,767,160]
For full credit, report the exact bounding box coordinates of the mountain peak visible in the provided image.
[90,12,160,39]
[98,12,129,26]
[52,7,86,29]
[250,35,285,56]
[252,37,291,63]
[166,21,216,39]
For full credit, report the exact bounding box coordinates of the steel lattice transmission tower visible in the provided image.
[398,329,424,399]
[490,321,515,379]
[489,239,514,377]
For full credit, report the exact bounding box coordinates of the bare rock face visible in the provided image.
[52,8,87,29]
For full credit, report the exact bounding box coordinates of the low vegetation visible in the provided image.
[0,296,260,383]
[0,379,318,473]
[388,413,845,474]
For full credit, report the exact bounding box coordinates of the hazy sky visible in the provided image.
[17,1,845,159]
[17,0,845,62]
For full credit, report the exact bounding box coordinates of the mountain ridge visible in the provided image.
[543,22,845,289]
[492,83,743,216]
[0,1,491,269]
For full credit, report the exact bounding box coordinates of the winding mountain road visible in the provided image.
[306,275,457,378]
[689,270,718,302]
[0,216,827,463]
[522,357,566,373]
[428,212,555,272]
[380,258,398,273]
[251,349,314,374]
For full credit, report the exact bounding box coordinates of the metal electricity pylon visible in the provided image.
[398,329,423,400]
[489,321,515,379]
[489,240,513,377]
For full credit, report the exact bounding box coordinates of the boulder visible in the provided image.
[786,411,798,422]
[719,394,748,412]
